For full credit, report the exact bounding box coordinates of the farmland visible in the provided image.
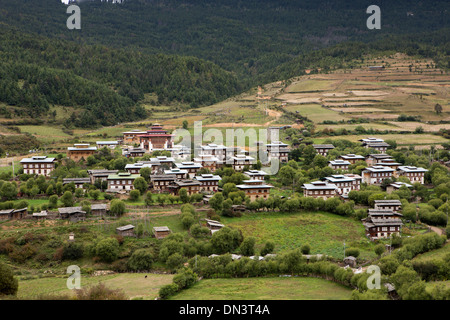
[170,277,352,300]
[221,211,376,260]
[16,273,174,300]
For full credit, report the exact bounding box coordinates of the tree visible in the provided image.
[239,237,256,256]
[278,165,296,186]
[140,167,152,183]
[0,262,18,296]
[300,244,311,254]
[95,238,120,263]
[145,192,154,206]
[179,188,189,203]
[129,189,140,201]
[0,182,17,201]
[89,189,101,200]
[61,191,74,207]
[182,120,188,130]
[127,249,154,271]
[133,177,148,194]
[110,199,125,216]
[209,192,224,213]
[260,241,275,256]
[48,194,58,209]
[210,227,243,254]
[166,252,184,270]
[434,103,443,114]
[374,244,385,257]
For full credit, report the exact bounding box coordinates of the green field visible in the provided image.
[285,80,338,93]
[413,243,450,262]
[17,273,174,300]
[170,277,352,300]
[221,211,374,260]
[17,125,73,143]
[285,104,349,123]
[313,133,449,146]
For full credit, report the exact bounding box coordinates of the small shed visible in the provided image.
[343,256,357,267]
[205,219,224,231]
[153,226,171,239]
[0,209,14,221]
[32,211,48,220]
[91,204,108,217]
[10,208,27,220]
[58,207,86,222]
[231,205,246,214]
[116,224,135,237]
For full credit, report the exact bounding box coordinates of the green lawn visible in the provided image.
[17,273,174,300]
[170,277,352,300]
[285,104,349,123]
[221,211,374,260]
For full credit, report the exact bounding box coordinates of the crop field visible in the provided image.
[170,277,352,300]
[313,133,449,146]
[17,273,174,300]
[221,211,375,260]
[284,104,349,123]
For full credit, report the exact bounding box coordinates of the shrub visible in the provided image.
[345,248,360,258]
[95,238,120,263]
[62,242,84,260]
[127,249,154,271]
[129,189,140,201]
[239,237,256,256]
[159,283,179,300]
[75,283,127,300]
[300,244,311,255]
[0,262,18,296]
[260,241,275,256]
[166,253,184,270]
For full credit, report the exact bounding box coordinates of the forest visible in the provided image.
[0,0,448,127]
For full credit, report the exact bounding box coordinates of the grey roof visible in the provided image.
[153,226,170,232]
[151,174,177,181]
[374,200,402,206]
[91,204,108,210]
[20,156,56,163]
[302,181,337,190]
[58,207,85,214]
[397,166,428,173]
[175,180,202,187]
[329,160,351,166]
[88,169,119,176]
[363,166,394,173]
[63,178,91,184]
[313,144,335,149]
[116,224,135,231]
[0,209,14,215]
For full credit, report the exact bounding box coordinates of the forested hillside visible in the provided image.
[0,28,241,127]
[0,0,448,79]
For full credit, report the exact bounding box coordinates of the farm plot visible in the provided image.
[170,277,352,300]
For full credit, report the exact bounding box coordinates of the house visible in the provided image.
[236,179,274,201]
[67,144,97,161]
[138,125,174,152]
[123,147,146,158]
[266,141,290,163]
[150,156,175,173]
[123,129,147,145]
[362,210,403,240]
[339,154,365,164]
[365,154,393,166]
[194,174,222,193]
[386,182,413,194]
[359,138,390,153]
[107,172,140,192]
[32,211,48,220]
[302,181,337,199]
[62,178,91,189]
[343,256,357,267]
[96,141,119,149]
[0,208,26,221]
[150,174,177,192]
[361,166,395,185]
[193,154,220,172]
[396,166,428,184]
[58,207,86,222]
[373,200,402,213]
[164,168,188,180]
[20,156,57,176]
[87,170,119,184]
[91,204,108,217]
[0,210,14,221]
[125,162,152,174]
[244,169,268,181]
[324,175,357,196]
[116,224,135,237]
[328,159,351,171]
[170,179,202,195]
[153,226,171,239]
[376,158,402,172]
[231,154,255,171]
[198,143,239,163]
[175,161,203,178]
[10,208,27,220]
[313,144,335,156]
